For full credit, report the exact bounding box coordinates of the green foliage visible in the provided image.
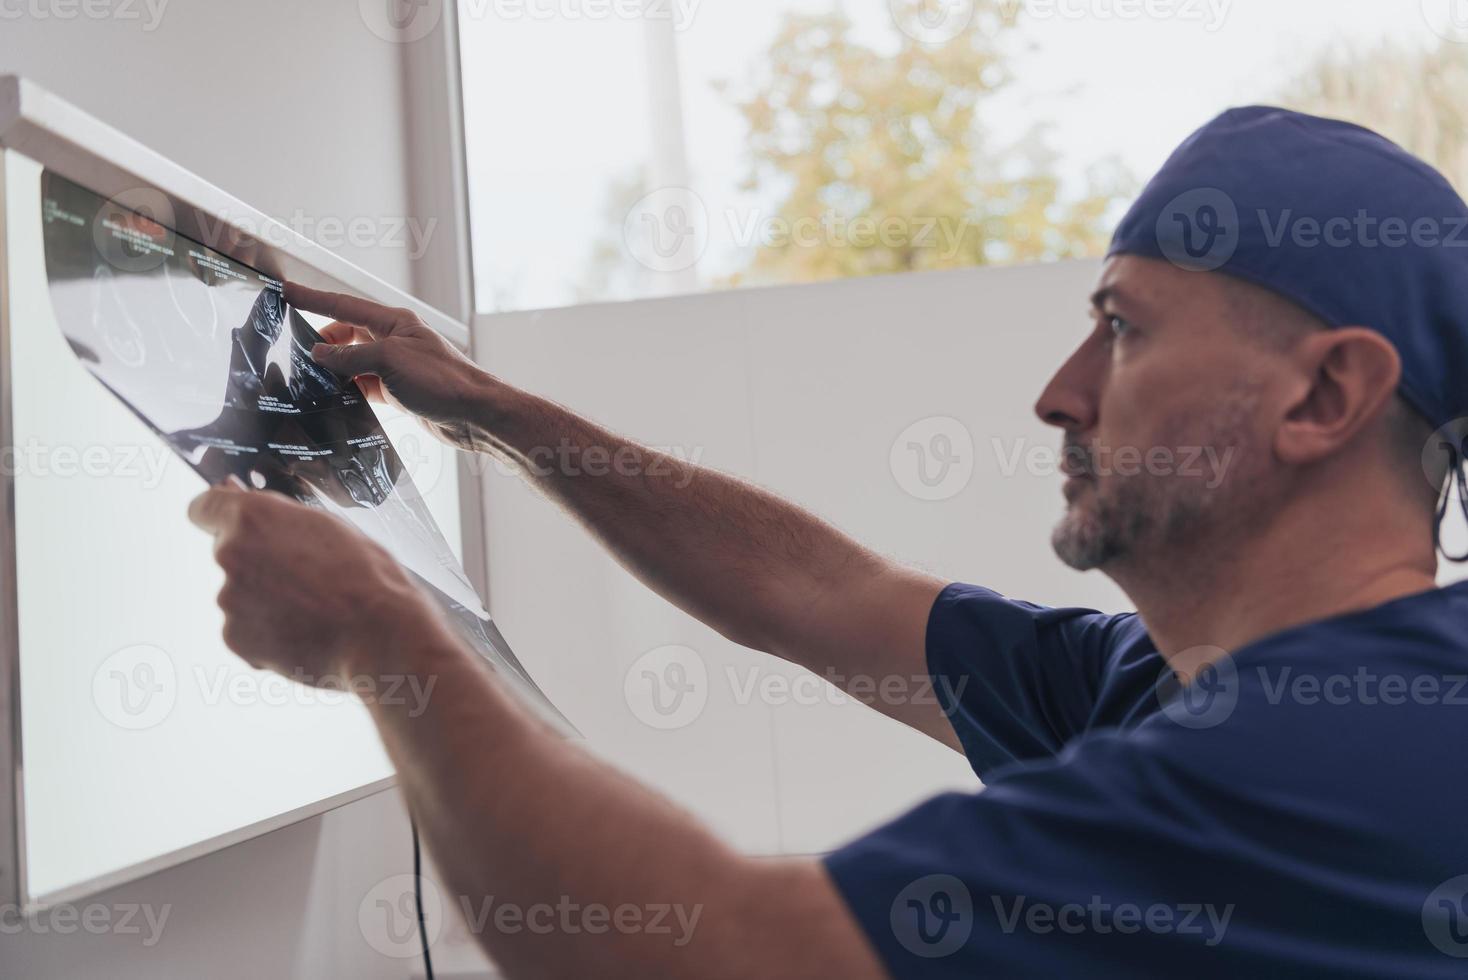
[719,2,1131,287]
[1277,39,1468,194]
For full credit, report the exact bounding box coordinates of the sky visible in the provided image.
[457,0,1448,312]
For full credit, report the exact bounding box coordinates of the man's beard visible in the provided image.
[1051,470,1178,571]
[1050,395,1260,572]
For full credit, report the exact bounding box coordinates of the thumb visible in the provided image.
[188,483,245,533]
[311,340,385,376]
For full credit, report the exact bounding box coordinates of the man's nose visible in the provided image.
[1034,342,1101,432]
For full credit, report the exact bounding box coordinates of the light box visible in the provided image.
[0,76,558,913]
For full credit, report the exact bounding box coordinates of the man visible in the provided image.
[189,107,1468,977]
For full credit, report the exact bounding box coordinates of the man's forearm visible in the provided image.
[287,283,954,743]
[357,622,884,980]
[466,381,945,682]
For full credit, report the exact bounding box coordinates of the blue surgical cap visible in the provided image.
[1108,105,1468,435]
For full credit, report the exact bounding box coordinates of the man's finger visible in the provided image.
[311,339,387,377]
[188,482,247,533]
[318,320,372,346]
[353,374,388,404]
[284,283,410,339]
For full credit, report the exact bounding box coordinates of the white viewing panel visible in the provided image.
[0,76,550,912]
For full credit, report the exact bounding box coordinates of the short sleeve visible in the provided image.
[927,583,1150,776]
[823,726,1383,979]
[830,585,1468,978]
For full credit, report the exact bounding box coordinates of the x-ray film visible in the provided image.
[39,170,574,734]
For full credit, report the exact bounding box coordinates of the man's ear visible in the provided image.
[1274,327,1402,466]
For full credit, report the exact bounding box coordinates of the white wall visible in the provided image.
[0,1,417,290]
[479,258,1130,857]
[0,5,497,979]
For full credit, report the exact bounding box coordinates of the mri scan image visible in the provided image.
[40,170,570,731]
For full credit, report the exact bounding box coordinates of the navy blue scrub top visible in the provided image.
[826,582,1468,978]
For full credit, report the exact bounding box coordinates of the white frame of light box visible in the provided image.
[0,74,504,914]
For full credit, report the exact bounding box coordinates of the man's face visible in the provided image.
[1035,255,1291,573]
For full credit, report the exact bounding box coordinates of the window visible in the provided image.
[457,0,1457,304]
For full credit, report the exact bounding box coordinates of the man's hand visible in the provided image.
[187,481,447,685]
[286,282,494,452]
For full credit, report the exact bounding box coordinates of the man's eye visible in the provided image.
[1107,315,1133,338]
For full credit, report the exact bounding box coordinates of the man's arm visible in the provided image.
[287,284,957,748]
[372,619,885,980]
[189,486,889,980]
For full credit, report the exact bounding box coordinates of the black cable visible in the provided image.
[410,814,436,980]
[1433,436,1468,562]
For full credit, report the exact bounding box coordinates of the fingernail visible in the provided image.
[226,474,249,490]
